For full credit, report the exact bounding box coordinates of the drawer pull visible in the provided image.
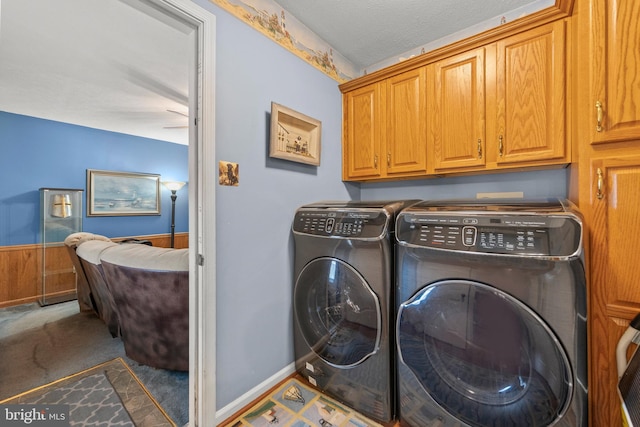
[596,101,604,132]
[596,167,604,200]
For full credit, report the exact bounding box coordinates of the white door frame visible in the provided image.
[140,0,216,425]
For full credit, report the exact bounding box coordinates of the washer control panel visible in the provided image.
[397,213,581,256]
[293,209,388,238]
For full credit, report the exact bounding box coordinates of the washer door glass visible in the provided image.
[295,257,382,367]
[397,280,572,427]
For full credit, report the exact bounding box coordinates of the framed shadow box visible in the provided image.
[269,102,321,166]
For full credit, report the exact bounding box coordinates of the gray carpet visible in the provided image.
[0,301,188,426]
[8,372,136,426]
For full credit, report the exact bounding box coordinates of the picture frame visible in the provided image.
[86,169,161,216]
[270,102,321,166]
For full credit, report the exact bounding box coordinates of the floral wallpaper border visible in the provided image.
[209,0,359,83]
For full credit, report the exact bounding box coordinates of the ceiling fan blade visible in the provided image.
[167,109,189,117]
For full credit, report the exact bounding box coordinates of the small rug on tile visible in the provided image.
[0,357,175,426]
[225,378,385,427]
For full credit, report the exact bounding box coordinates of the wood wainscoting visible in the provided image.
[0,233,188,309]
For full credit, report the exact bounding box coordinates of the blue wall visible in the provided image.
[191,0,571,412]
[0,111,188,246]
[190,0,358,410]
[360,168,569,200]
[2,0,572,414]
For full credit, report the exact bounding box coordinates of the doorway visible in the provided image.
[147,0,218,424]
[0,0,217,424]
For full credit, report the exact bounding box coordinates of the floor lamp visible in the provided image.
[162,181,186,248]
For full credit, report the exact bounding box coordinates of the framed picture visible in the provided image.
[87,169,161,216]
[270,102,321,166]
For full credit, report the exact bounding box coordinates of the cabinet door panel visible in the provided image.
[344,84,382,178]
[386,69,427,175]
[496,20,566,164]
[590,156,640,427]
[432,49,486,171]
[592,157,640,311]
[591,0,640,143]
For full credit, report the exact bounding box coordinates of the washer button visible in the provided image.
[463,226,477,246]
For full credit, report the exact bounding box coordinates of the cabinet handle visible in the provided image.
[596,101,604,132]
[374,155,378,168]
[596,167,604,200]
[387,152,391,167]
[498,135,504,157]
[477,139,483,159]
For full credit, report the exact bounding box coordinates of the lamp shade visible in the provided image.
[162,181,186,192]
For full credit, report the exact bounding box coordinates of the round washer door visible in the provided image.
[397,279,572,427]
[294,257,382,368]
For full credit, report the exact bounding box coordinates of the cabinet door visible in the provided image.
[343,83,383,179]
[589,155,640,427]
[495,20,566,164]
[431,48,486,171]
[386,68,427,175]
[590,0,640,143]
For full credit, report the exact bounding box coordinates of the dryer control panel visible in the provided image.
[293,209,389,238]
[397,214,582,257]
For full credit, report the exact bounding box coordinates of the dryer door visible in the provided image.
[294,257,382,368]
[397,279,572,427]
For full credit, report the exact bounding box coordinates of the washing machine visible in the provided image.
[395,199,587,427]
[292,200,418,423]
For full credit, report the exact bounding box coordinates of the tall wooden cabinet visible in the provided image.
[588,0,640,144]
[573,0,640,425]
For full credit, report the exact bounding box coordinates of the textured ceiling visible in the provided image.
[0,0,191,145]
[0,0,554,145]
[273,0,554,70]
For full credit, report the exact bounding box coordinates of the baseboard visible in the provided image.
[215,362,296,425]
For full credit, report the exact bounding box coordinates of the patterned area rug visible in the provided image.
[224,378,386,427]
[0,358,175,426]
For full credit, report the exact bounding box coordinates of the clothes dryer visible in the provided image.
[395,199,587,427]
[292,200,417,423]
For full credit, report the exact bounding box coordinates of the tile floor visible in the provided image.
[221,377,391,427]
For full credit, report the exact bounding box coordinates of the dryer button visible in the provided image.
[463,226,477,246]
[325,218,335,233]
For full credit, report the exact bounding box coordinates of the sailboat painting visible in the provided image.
[87,169,161,216]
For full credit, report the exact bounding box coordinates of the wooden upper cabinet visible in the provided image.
[430,48,486,172]
[385,68,427,175]
[343,82,383,179]
[493,20,567,165]
[590,0,640,144]
[341,14,572,181]
[343,70,427,180]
